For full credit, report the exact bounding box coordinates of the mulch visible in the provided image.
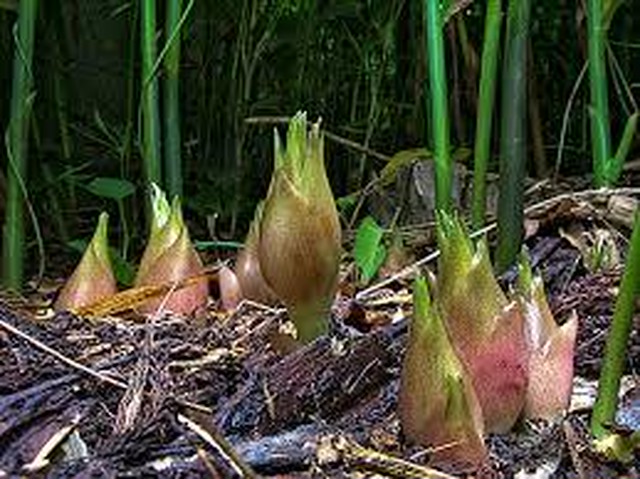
[1,186,639,478]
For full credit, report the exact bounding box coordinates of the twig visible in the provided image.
[523,186,640,215]
[244,115,390,162]
[178,413,258,479]
[563,420,588,479]
[72,270,216,318]
[0,309,256,472]
[0,315,129,390]
[356,222,496,300]
[356,186,640,299]
[0,310,213,416]
[333,436,457,479]
[152,277,181,319]
[325,130,390,162]
[553,61,589,181]
[22,416,81,472]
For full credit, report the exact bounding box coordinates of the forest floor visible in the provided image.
[0,178,639,478]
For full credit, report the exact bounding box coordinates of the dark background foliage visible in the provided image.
[0,0,638,266]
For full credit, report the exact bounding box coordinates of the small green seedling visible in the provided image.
[354,216,387,284]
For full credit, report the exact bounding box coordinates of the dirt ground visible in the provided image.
[1,186,639,478]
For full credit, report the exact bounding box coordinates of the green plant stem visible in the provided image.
[587,0,612,187]
[471,0,502,229]
[141,0,162,189]
[495,0,531,272]
[424,0,452,213]
[291,300,330,344]
[591,210,640,438]
[608,111,638,183]
[117,199,130,261]
[164,0,183,198]
[2,0,38,290]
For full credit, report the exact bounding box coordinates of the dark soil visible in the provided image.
[1,188,639,478]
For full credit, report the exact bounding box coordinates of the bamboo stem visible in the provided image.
[495,0,532,272]
[591,210,640,438]
[141,0,162,191]
[587,0,612,187]
[471,0,502,228]
[164,0,183,198]
[424,0,452,213]
[2,0,39,290]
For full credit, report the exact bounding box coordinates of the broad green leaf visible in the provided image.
[85,177,136,200]
[354,216,387,283]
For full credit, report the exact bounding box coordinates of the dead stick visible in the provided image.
[0,311,254,476]
[179,414,258,479]
[72,270,216,318]
[244,115,390,162]
[0,315,129,390]
[562,421,588,479]
[334,436,457,479]
[356,222,496,299]
[357,187,640,299]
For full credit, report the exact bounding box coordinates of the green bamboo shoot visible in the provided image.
[2,0,39,290]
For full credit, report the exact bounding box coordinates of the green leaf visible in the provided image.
[109,247,135,286]
[603,0,625,30]
[85,177,136,200]
[379,148,432,187]
[607,111,638,184]
[335,192,359,215]
[354,216,387,283]
[66,238,88,255]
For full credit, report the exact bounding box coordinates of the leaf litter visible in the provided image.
[0,187,640,478]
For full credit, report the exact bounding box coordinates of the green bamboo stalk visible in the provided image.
[424,0,452,213]
[141,0,162,189]
[591,210,640,438]
[587,0,612,187]
[2,0,38,290]
[164,0,183,198]
[122,1,139,179]
[495,0,531,272]
[471,0,502,229]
